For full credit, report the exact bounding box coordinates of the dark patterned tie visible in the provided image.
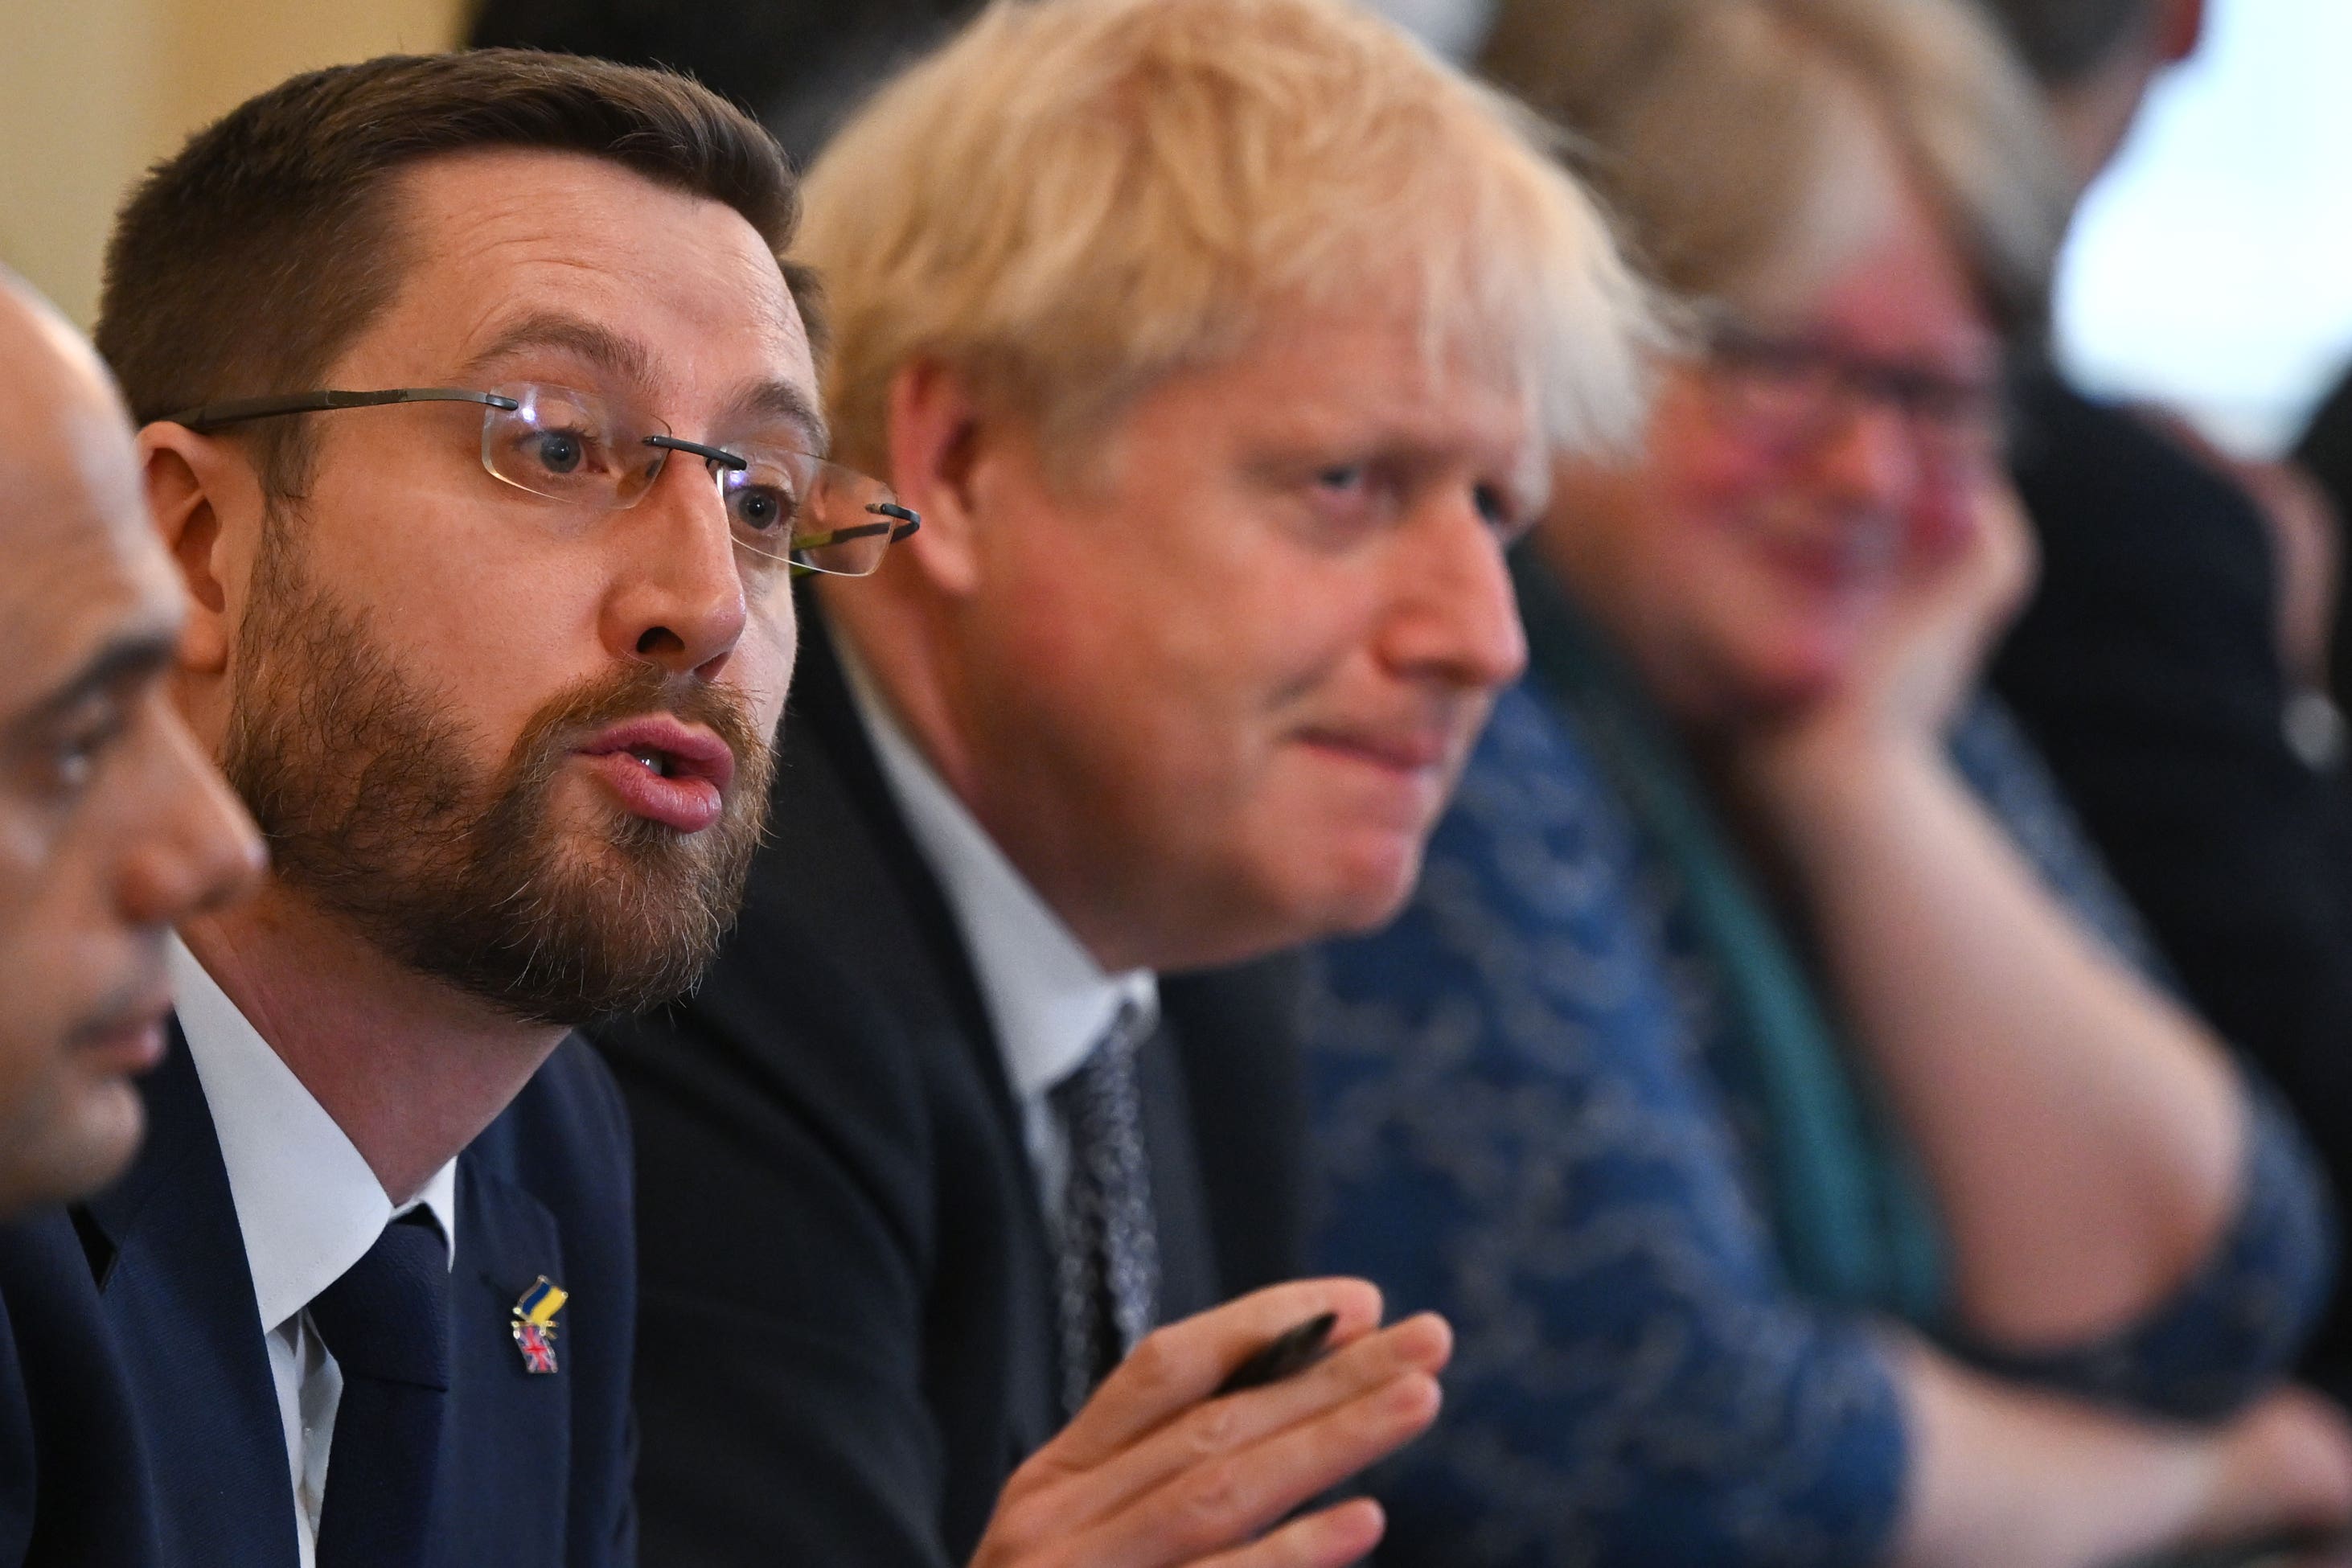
[1050,999,1160,1417]
[306,1209,451,1568]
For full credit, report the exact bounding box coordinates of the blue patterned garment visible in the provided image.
[1306,683,2334,1568]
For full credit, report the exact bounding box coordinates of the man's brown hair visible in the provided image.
[96,47,812,495]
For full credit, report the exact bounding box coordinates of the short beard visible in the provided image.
[221,523,775,1026]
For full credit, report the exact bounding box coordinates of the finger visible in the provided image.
[1083,1369,1443,1568]
[1194,1498,1387,1568]
[1060,1314,1451,1530]
[1042,1280,1385,1470]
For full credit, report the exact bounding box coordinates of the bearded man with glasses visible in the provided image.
[0,51,913,1568]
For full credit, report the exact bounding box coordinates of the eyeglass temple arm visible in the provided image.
[160,388,519,431]
[792,507,922,551]
[651,438,923,544]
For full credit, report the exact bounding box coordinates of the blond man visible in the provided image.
[592,0,1652,1564]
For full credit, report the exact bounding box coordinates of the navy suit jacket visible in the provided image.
[0,1022,637,1566]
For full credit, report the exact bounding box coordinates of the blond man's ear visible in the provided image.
[875,359,994,601]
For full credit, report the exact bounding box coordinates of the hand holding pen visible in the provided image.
[967,1279,1451,1568]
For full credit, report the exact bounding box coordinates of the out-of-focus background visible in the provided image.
[1,0,2346,456]
[0,0,465,328]
[2059,0,2352,454]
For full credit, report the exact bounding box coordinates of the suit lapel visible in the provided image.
[433,1155,571,1568]
[1159,959,1311,1299]
[789,602,1064,1443]
[76,1021,302,1568]
[1135,1020,1218,1323]
[788,604,1009,1083]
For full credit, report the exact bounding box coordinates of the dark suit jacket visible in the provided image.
[1990,365,2352,1393]
[2294,362,2352,705]
[595,606,1309,1567]
[0,1023,638,1566]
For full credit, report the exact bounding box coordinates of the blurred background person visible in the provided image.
[462,0,1502,162]
[0,271,261,1217]
[1969,0,2352,1402]
[467,0,964,167]
[1305,0,2352,1562]
[2294,362,2352,708]
[0,268,262,1562]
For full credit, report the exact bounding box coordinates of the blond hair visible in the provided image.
[797,0,1657,478]
[1481,0,2069,339]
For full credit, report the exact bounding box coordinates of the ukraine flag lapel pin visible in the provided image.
[512,1276,569,1374]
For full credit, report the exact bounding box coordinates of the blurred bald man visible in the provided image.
[0,271,262,1562]
[1971,0,2352,1401]
[0,274,261,1214]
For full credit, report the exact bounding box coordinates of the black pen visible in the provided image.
[1213,1311,1340,1397]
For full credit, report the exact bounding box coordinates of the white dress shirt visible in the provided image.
[169,937,460,1568]
[839,652,1159,1224]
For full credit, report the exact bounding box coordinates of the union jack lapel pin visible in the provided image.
[512,1276,568,1374]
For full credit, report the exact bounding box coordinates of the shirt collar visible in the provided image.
[169,935,460,1336]
[838,647,1158,1104]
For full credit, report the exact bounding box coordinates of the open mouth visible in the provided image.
[576,716,737,833]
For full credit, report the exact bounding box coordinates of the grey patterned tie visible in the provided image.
[1050,999,1160,1418]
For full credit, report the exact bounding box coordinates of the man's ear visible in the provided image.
[2159,0,2206,64]
[139,422,257,676]
[882,359,991,599]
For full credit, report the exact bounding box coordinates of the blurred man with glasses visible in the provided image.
[595,1,1659,1565]
[0,51,914,1567]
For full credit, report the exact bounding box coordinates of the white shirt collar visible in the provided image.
[837,647,1157,1104]
[169,935,460,1336]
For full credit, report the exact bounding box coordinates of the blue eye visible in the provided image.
[1476,483,1519,528]
[534,430,583,474]
[1316,465,1365,491]
[723,464,805,544]
[1475,482,1540,544]
[729,483,794,536]
[514,423,618,485]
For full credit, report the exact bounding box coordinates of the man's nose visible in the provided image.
[601,455,752,679]
[1804,395,1920,515]
[118,705,265,929]
[1380,488,1529,692]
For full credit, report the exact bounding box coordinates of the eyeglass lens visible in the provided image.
[1706,337,2001,465]
[481,383,910,577]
